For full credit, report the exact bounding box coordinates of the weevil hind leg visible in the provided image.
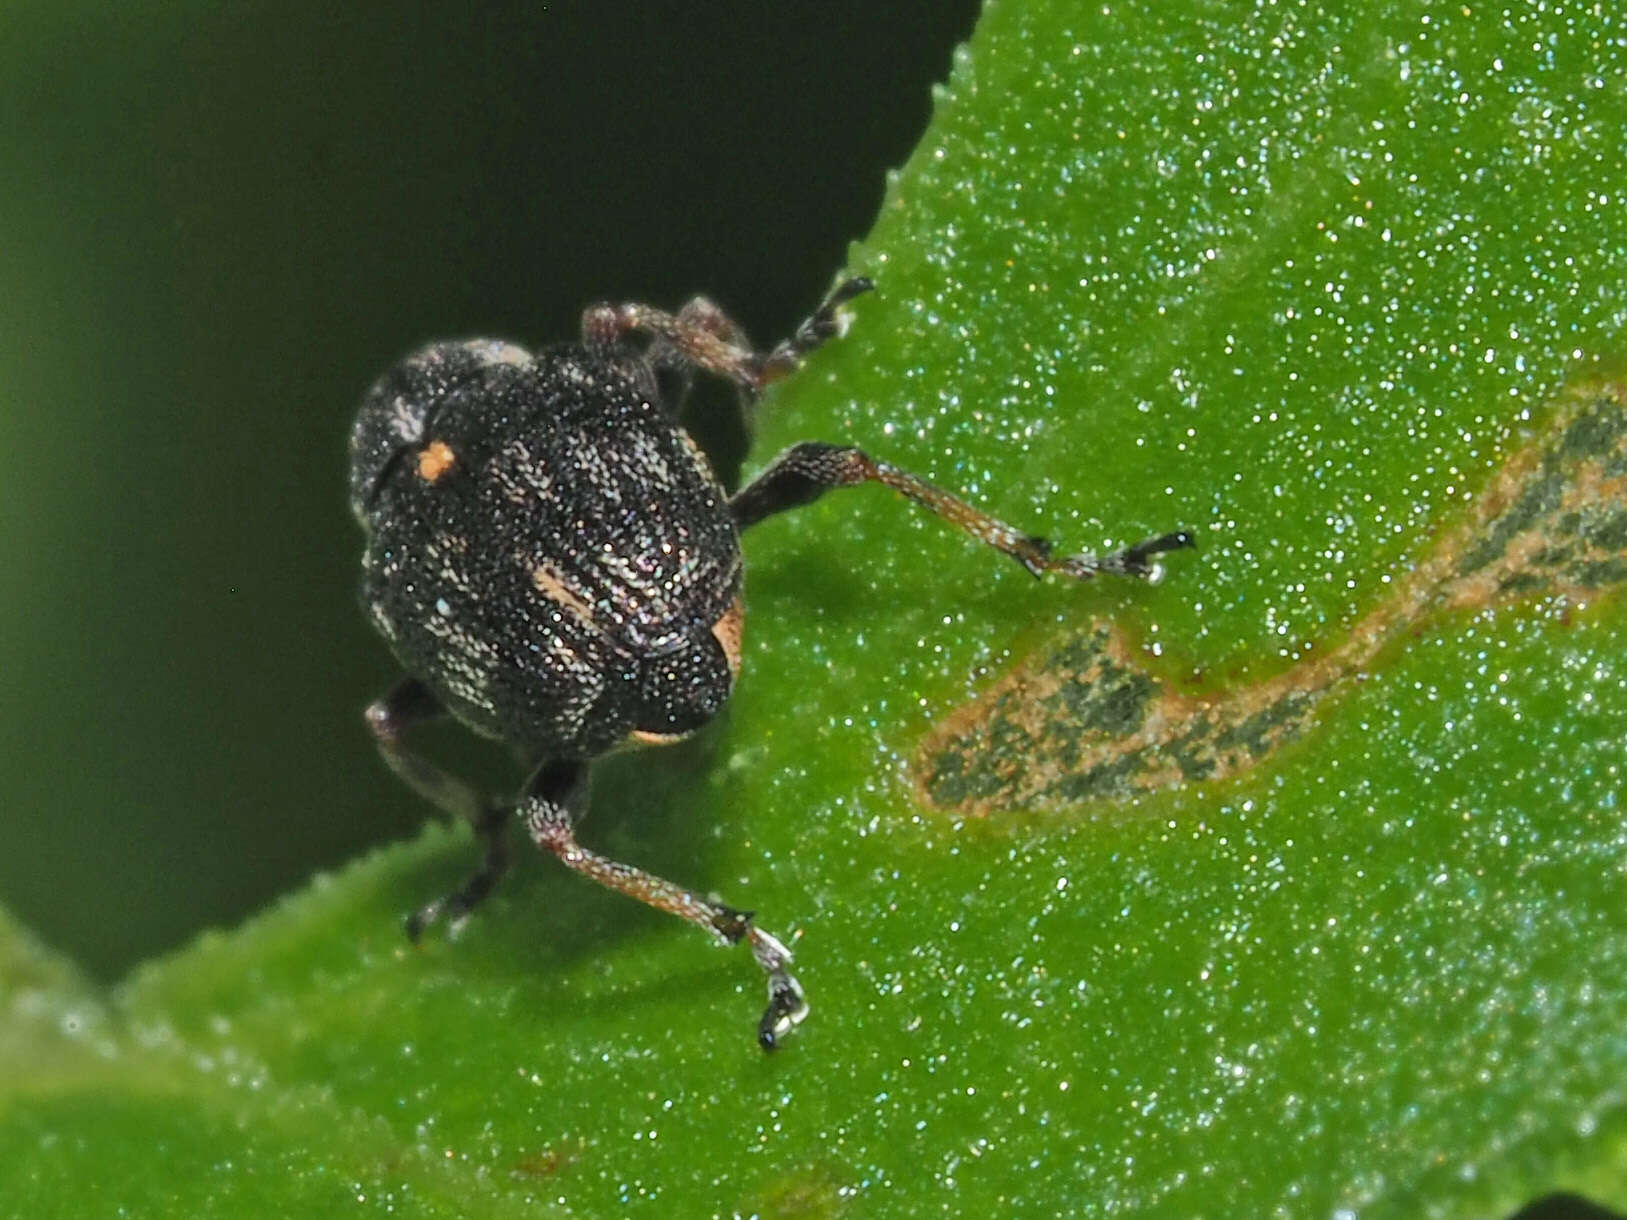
[645,296,747,412]
[582,276,873,394]
[521,758,807,1051]
[646,295,762,488]
[366,677,513,939]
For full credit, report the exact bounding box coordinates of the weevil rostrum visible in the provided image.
[350,278,1192,1049]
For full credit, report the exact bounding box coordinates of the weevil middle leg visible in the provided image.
[730,441,1194,580]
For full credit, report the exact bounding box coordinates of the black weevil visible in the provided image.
[350,279,1192,1049]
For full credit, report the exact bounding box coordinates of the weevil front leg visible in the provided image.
[366,677,511,940]
[521,759,808,1051]
[582,276,873,394]
[731,441,1194,580]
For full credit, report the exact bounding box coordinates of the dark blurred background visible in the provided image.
[0,0,979,979]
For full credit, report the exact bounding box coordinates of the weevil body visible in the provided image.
[352,339,743,755]
[351,279,1191,1049]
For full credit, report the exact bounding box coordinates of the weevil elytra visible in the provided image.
[350,278,1191,1049]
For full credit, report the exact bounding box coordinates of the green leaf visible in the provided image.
[6,0,1627,1215]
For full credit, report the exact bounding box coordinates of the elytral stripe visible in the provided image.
[530,559,600,630]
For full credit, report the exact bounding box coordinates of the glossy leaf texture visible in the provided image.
[5,0,1627,1215]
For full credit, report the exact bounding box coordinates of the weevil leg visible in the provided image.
[521,758,808,1051]
[366,677,511,939]
[582,276,873,394]
[648,295,755,396]
[645,296,738,410]
[731,441,1195,581]
[646,295,760,474]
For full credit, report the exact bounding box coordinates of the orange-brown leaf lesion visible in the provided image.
[915,381,1627,816]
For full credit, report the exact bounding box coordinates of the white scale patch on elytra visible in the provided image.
[493,438,555,506]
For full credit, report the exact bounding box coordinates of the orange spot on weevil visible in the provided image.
[626,597,747,748]
[417,440,457,483]
[711,594,746,680]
